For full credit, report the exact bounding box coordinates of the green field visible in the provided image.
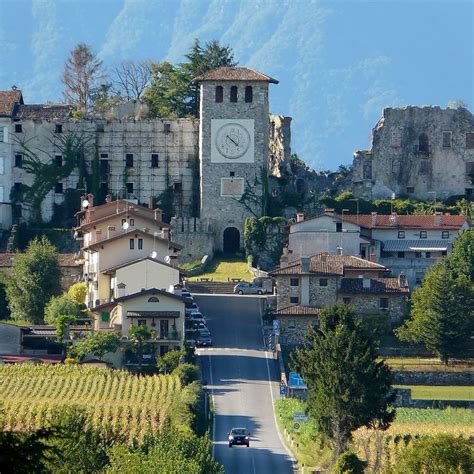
[394,385,474,401]
[187,255,251,281]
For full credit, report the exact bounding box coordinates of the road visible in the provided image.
[195,294,294,474]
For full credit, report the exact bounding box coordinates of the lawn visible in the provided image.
[187,254,252,282]
[394,385,474,401]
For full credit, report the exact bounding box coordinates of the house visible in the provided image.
[287,210,470,286]
[270,254,409,345]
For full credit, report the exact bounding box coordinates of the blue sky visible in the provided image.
[1,0,472,171]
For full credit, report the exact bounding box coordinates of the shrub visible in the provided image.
[172,363,200,386]
[157,349,184,374]
[333,451,366,474]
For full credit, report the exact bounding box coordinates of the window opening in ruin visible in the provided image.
[230,171,235,177]
[54,182,63,194]
[129,239,135,250]
[14,154,22,168]
[96,124,104,133]
[215,86,223,103]
[164,123,171,133]
[465,162,474,183]
[363,163,372,179]
[126,182,134,194]
[380,298,389,310]
[223,227,240,254]
[126,153,134,167]
[151,154,159,168]
[230,86,238,103]
[290,296,299,304]
[336,222,342,232]
[174,182,182,193]
[245,86,253,103]
[100,182,108,195]
[54,155,62,167]
[398,231,405,239]
[319,278,328,287]
[391,131,401,147]
[12,204,22,218]
[420,231,427,239]
[55,124,63,133]
[290,278,299,287]
[442,131,452,148]
[271,121,275,140]
[442,231,449,239]
[14,124,22,133]
[417,133,429,153]
[466,132,474,149]
[406,186,414,194]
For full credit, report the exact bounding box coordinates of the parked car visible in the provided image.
[187,320,207,330]
[181,289,191,298]
[197,327,210,337]
[233,282,266,295]
[228,428,250,447]
[188,311,206,322]
[185,302,200,316]
[196,333,212,347]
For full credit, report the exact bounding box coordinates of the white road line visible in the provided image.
[208,354,216,458]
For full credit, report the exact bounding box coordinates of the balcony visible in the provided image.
[379,257,440,269]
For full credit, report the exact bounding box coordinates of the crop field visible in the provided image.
[0,365,182,443]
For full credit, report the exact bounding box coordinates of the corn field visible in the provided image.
[0,365,181,443]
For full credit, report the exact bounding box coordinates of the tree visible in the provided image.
[44,294,82,325]
[0,273,10,319]
[69,331,120,361]
[447,230,474,280]
[67,282,88,307]
[396,260,474,364]
[128,325,150,371]
[291,304,394,454]
[112,60,153,101]
[157,348,184,374]
[5,237,62,324]
[62,43,105,113]
[393,435,473,474]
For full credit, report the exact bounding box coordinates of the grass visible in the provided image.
[187,254,252,282]
[394,407,474,426]
[379,357,473,372]
[0,318,34,326]
[394,385,474,401]
[180,258,203,271]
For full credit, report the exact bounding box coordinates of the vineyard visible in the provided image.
[0,364,184,443]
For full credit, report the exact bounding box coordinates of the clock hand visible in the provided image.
[226,135,239,147]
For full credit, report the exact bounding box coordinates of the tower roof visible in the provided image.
[192,67,279,84]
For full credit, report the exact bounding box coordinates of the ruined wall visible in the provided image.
[268,115,292,177]
[352,106,474,200]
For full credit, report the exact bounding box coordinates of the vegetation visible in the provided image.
[67,282,88,307]
[291,304,394,454]
[447,229,474,280]
[157,348,184,374]
[5,237,62,324]
[187,254,251,281]
[44,294,82,325]
[394,385,474,401]
[68,332,121,361]
[333,451,366,474]
[394,407,474,426]
[128,325,151,370]
[380,357,473,372]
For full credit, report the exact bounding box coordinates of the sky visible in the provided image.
[1,0,473,171]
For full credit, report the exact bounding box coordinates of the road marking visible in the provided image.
[208,354,216,458]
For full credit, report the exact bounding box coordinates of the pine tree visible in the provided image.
[292,304,394,454]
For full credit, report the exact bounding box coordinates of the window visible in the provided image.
[380,297,389,310]
[54,182,63,194]
[164,123,171,133]
[466,188,473,199]
[230,171,235,177]
[425,252,431,258]
[96,124,104,133]
[290,296,299,304]
[442,131,452,148]
[54,155,62,167]
[406,186,414,194]
[215,86,223,103]
[392,159,400,174]
[343,297,351,305]
[397,251,405,258]
[466,132,474,149]
[100,182,108,194]
[148,297,159,302]
[137,319,147,327]
[290,278,299,287]
[100,153,109,159]
[129,239,135,250]
[122,218,126,226]
[138,238,143,250]
[151,153,159,168]
[415,252,421,258]
[55,124,63,133]
[14,154,22,168]
[12,204,22,218]
[415,271,424,284]
[442,231,449,239]
[174,182,182,192]
[0,157,3,175]
[125,153,134,167]
[100,160,109,174]
[466,162,474,181]
[391,130,401,147]
[420,231,427,239]
[14,124,22,133]
[245,86,253,103]
[336,222,342,232]
[288,319,296,329]
[126,182,134,194]
[418,133,429,153]
[129,219,134,226]
[230,85,238,103]
[319,278,328,287]
[442,250,447,256]
[398,231,405,239]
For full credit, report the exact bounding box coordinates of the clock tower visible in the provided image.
[193,67,279,253]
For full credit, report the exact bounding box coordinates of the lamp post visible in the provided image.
[340,209,349,255]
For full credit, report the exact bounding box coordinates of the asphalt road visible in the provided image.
[195,294,295,474]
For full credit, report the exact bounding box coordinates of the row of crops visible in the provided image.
[0,364,182,443]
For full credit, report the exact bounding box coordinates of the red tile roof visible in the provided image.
[0,89,23,117]
[273,305,321,316]
[270,254,388,276]
[342,214,468,230]
[0,354,63,364]
[339,277,409,294]
[193,67,279,84]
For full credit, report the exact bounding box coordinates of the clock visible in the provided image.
[215,123,251,159]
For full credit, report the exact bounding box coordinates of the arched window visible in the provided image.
[230,86,238,103]
[245,86,253,103]
[418,133,429,153]
[215,86,223,103]
[148,296,159,302]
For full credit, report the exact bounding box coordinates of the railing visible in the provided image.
[149,331,182,342]
[380,257,440,267]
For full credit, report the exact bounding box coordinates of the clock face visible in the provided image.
[215,123,251,159]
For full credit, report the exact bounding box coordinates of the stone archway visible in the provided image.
[223,227,240,254]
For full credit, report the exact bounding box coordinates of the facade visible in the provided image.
[270,254,409,345]
[287,210,470,287]
[352,106,474,200]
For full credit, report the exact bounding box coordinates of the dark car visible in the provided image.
[196,333,212,347]
[228,427,250,447]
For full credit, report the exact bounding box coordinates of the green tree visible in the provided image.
[393,435,473,474]
[5,237,62,324]
[291,304,394,454]
[447,230,474,280]
[157,348,184,374]
[69,331,121,361]
[44,294,82,325]
[396,260,474,364]
[0,273,10,319]
[67,282,88,312]
[128,325,151,370]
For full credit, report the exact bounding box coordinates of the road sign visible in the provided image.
[279,383,287,397]
[293,412,309,422]
[293,422,300,430]
[273,319,280,331]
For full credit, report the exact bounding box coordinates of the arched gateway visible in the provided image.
[223,227,240,254]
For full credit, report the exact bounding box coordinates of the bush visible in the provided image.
[333,451,366,474]
[157,349,184,374]
[172,363,200,386]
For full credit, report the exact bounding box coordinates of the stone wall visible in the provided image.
[309,276,338,307]
[393,370,474,386]
[268,115,292,178]
[280,316,316,345]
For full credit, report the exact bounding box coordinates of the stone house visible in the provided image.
[270,254,409,345]
[287,210,470,287]
[352,106,474,200]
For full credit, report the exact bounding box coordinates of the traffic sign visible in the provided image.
[294,422,300,430]
[293,412,309,422]
[273,319,280,331]
[279,383,287,397]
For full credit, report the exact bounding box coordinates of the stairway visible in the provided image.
[187,281,236,294]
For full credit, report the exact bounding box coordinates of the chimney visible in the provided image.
[363,278,371,289]
[301,256,310,273]
[398,273,408,288]
[371,211,377,226]
[87,193,94,208]
[280,249,289,268]
[296,212,304,223]
[434,212,442,226]
[105,194,112,203]
[161,227,170,240]
[154,208,163,221]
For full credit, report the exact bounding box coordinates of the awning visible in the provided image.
[383,240,448,252]
[127,311,180,318]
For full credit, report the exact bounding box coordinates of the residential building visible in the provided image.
[287,210,470,287]
[270,254,409,345]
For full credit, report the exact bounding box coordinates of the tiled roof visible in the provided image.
[339,277,409,294]
[273,305,321,316]
[102,255,180,274]
[342,214,468,230]
[0,90,23,117]
[0,354,63,364]
[15,104,72,120]
[270,254,388,276]
[76,209,167,231]
[114,287,184,303]
[0,253,79,268]
[193,67,279,84]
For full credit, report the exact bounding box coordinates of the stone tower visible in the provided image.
[193,67,279,253]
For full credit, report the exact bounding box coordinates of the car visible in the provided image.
[196,333,212,347]
[233,282,266,295]
[188,311,206,322]
[180,289,191,298]
[197,327,210,337]
[228,427,250,447]
[188,320,207,330]
[185,302,200,316]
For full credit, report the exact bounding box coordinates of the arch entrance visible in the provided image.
[223,227,240,254]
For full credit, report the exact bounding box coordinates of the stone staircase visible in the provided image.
[187,281,236,294]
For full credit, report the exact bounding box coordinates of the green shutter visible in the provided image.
[101,312,110,322]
